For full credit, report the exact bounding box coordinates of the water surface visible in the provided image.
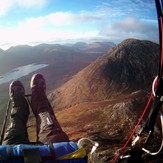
[0,63,48,84]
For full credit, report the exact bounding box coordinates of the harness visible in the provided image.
[112,0,163,162]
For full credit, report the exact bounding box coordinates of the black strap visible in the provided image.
[145,0,163,133]
[23,148,42,163]
[7,145,14,157]
[145,98,163,131]
[6,144,56,161]
[49,143,56,160]
[155,0,163,96]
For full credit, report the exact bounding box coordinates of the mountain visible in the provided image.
[70,41,115,53]
[48,39,160,161]
[69,42,87,49]
[49,39,159,109]
[83,42,115,52]
[0,48,5,55]
[6,45,33,53]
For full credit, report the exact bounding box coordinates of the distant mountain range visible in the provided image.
[66,41,115,52]
[0,49,5,54]
[48,39,160,161]
[0,41,115,91]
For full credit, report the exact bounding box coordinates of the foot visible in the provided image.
[30,74,46,94]
[30,74,49,116]
[9,80,26,107]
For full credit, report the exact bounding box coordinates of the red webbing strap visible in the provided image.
[112,93,153,163]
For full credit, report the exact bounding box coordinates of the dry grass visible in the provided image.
[27,113,37,142]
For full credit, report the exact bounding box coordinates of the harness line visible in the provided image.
[112,93,153,163]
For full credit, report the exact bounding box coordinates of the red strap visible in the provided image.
[112,93,153,163]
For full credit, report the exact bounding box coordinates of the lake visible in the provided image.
[0,63,48,84]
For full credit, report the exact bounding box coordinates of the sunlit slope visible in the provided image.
[49,39,159,159]
[49,39,159,110]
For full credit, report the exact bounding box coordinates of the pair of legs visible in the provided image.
[2,74,69,145]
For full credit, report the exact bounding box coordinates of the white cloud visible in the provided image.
[99,16,159,43]
[0,0,49,16]
[0,0,13,16]
[98,0,157,24]
[140,19,157,24]
[44,12,81,26]
[15,11,102,30]
[39,11,101,26]
[0,10,104,50]
[113,17,156,33]
[0,3,159,50]
[15,0,48,8]
[0,15,99,50]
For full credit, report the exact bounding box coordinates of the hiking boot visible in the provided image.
[30,74,69,144]
[2,80,30,145]
[30,74,48,117]
[30,74,46,96]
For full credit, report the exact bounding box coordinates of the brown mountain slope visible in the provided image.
[49,39,159,110]
[55,90,149,140]
[48,39,160,161]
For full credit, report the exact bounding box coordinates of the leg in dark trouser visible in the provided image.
[2,81,30,145]
[30,74,69,144]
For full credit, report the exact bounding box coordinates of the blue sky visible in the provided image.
[0,0,158,50]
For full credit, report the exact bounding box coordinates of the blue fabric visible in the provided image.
[0,142,87,163]
[0,159,86,163]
